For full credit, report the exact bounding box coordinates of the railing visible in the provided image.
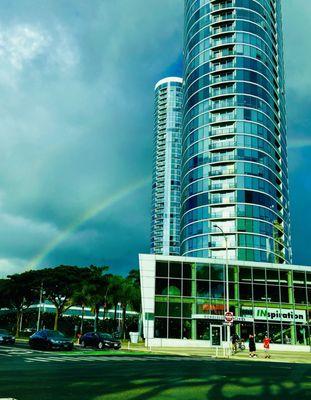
[210,113,235,123]
[211,154,235,162]
[212,2,234,12]
[212,12,235,23]
[211,61,235,71]
[211,74,235,84]
[212,49,235,59]
[212,24,235,35]
[210,127,236,136]
[212,36,235,47]
[211,86,235,97]
[209,141,236,149]
[210,182,236,190]
[210,212,236,218]
[209,169,235,176]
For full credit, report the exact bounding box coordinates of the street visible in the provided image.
[0,343,310,400]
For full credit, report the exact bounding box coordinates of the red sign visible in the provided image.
[202,303,225,312]
[225,312,234,323]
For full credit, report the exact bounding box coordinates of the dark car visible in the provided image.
[0,329,15,345]
[29,330,73,351]
[79,332,121,350]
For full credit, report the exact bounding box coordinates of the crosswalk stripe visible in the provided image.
[22,354,189,364]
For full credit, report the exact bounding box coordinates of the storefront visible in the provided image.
[139,254,311,351]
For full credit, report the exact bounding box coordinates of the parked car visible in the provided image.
[0,329,15,345]
[29,330,73,351]
[79,332,121,350]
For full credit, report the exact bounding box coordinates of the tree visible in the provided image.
[83,266,109,332]
[37,265,83,330]
[71,284,91,335]
[117,271,141,339]
[0,271,39,337]
[106,275,123,329]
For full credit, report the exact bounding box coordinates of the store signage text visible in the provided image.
[254,308,306,323]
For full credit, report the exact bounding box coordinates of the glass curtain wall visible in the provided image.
[154,260,311,345]
[181,0,292,263]
[151,78,183,255]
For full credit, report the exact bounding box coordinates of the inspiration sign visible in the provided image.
[254,307,306,323]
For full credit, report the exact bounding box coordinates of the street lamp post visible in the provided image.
[36,282,44,332]
[214,224,231,356]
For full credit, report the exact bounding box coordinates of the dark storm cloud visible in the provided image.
[0,0,183,276]
[0,0,310,276]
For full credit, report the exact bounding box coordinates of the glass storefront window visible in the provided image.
[154,317,167,338]
[169,301,181,317]
[228,266,235,282]
[170,262,182,278]
[239,283,253,300]
[253,268,266,283]
[279,271,288,285]
[266,269,279,284]
[155,278,168,295]
[267,285,280,303]
[211,281,225,299]
[151,260,310,344]
[229,282,238,300]
[183,263,192,279]
[254,322,267,343]
[294,287,307,304]
[196,263,210,280]
[156,262,168,277]
[293,271,306,286]
[155,301,167,317]
[253,284,267,302]
[239,267,252,282]
[168,279,182,296]
[211,264,225,280]
[197,280,210,297]
[281,324,292,344]
[280,286,290,303]
[182,320,192,339]
[183,279,192,296]
[197,320,210,340]
[268,323,282,344]
[182,302,192,318]
[168,318,181,339]
[296,324,309,345]
[240,322,254,341]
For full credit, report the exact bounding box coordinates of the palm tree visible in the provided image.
[72,266,109,333]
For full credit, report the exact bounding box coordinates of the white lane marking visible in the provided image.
[25,357,50,363]
[22,354,189,364]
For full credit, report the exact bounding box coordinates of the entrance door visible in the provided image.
[211,325,222,346]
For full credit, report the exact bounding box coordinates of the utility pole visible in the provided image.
[36,282,44,331]
[214,224,231,356]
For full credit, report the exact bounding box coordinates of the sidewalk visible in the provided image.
[127,342,311,364]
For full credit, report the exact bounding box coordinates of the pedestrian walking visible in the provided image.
[248,334,257,358]
[231,332,239,354]
[263,335,271,359]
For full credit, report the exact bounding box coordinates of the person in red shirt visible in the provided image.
[263,335,271,359]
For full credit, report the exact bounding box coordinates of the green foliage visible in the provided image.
[0,265,141,338]
[0,271,40,336]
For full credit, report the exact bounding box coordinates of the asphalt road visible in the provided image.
[0,343,310,400]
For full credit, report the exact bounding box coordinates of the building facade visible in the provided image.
[181,0,291,263]
[151,77,183,255]
[140,254,311,350]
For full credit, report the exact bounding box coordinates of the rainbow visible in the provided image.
[28,175,151,269]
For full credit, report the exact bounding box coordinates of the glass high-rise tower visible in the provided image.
[151,77,183,255]
[181,0,291,263]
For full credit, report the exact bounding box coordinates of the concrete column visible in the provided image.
[287,270,296,344]
[191,263,197,340]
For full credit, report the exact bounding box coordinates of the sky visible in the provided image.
[0,0,310,277]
